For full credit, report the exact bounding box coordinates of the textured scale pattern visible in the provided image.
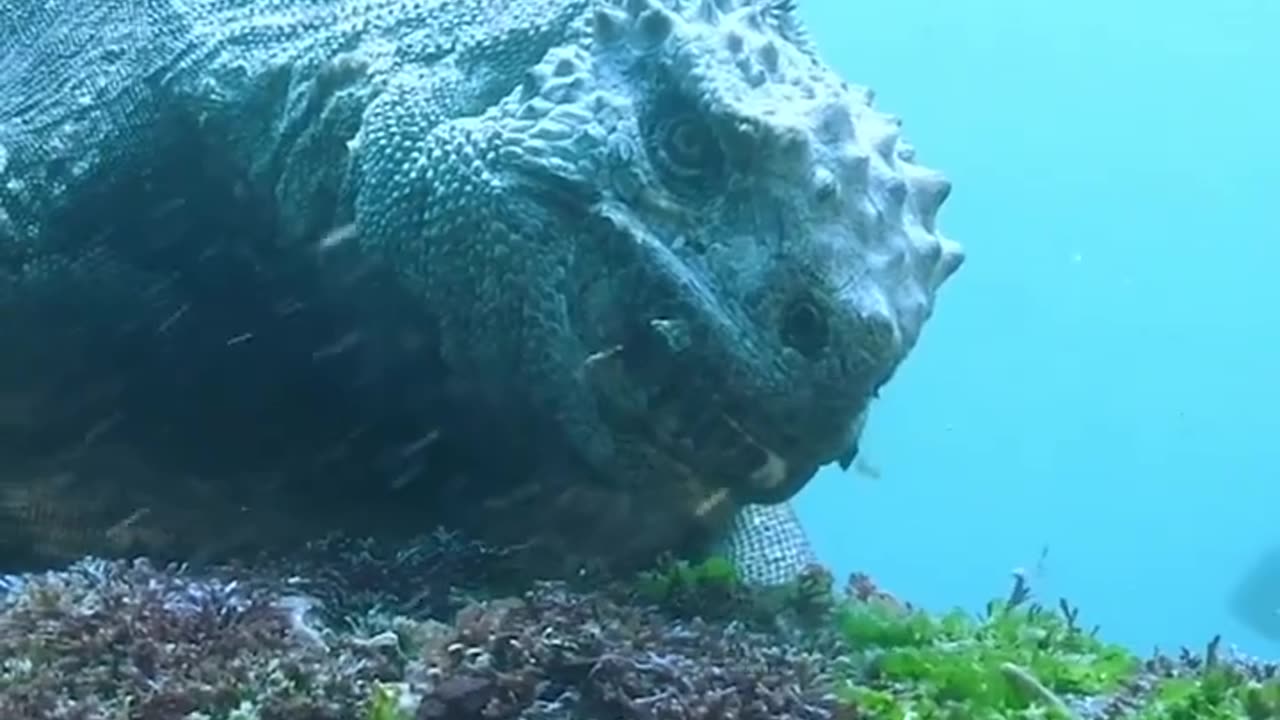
[0,0,964,584]
[714,501,818,586]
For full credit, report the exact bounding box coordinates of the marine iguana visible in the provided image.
[0,0,964,583]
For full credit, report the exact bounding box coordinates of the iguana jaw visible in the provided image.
[573,203,861,507]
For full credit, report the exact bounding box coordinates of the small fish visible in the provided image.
[311,330,362,360]
[1034,544,1050,578]
[156,303,189,334]
[1011,545,1050,587]
[582,344,624,370]
[316,223,358,252]
[104,507,158,552]
[852,456,882,480]
[398,429,441,459]
[80,413,123,450]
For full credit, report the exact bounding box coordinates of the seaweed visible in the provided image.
[831,574,1136,718]
[0,537,1276,720]
[1125,636,1280,720]
[629,553,838,633]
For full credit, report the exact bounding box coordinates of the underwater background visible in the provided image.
[795,0,1280,657]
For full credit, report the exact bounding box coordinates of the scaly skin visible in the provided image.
[0,0,964,583]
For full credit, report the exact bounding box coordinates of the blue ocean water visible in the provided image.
[795,1,1280,656]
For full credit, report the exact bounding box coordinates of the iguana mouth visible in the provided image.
[649,397,791,495]
[587,344,808,505]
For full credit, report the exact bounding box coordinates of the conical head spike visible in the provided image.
[872,128,899,161]
[912,170,952,232]
[934,236,965,287]
[592,7,627,45]
[636,7,676,45]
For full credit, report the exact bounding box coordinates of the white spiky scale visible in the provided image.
[635,6,675,45]
[905,165,952,234]
[742,92,961,365]
[661,0,965,306]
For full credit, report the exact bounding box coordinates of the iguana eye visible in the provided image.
[656,115,717,175]
[643,102,727,196]
[780,297,829,359]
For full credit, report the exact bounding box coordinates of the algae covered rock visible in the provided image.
[1,536,1275,719]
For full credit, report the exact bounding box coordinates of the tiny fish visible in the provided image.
[80,413,123,449]
[317,223,358,251]
[398,429,441,459]
[156,303,189,334]
[389,465,421,490]
[582,344,624,369]
[312,330,362,359]
[852,456,882,480]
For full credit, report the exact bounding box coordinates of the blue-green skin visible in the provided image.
[0,0,963,583]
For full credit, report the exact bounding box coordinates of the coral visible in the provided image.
[395,582,838,719]
[0,544,844,720]
[225,528,531,626]
[0,558,399,720]
[0,535,1276,720]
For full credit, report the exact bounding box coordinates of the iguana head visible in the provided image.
[400,0,962,542]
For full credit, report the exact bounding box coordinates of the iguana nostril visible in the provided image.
[780,298,829,359]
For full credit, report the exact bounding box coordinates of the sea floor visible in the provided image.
[0,531,1274,720]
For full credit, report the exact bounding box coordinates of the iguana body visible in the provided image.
[0,0,963,582]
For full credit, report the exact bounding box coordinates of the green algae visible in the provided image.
[630,557,1280,719]
[364,682,410,720]
[824,581,1280,719]
[1132,657,1280,720]
[831,593,1136,718]
[632,553,836,627]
